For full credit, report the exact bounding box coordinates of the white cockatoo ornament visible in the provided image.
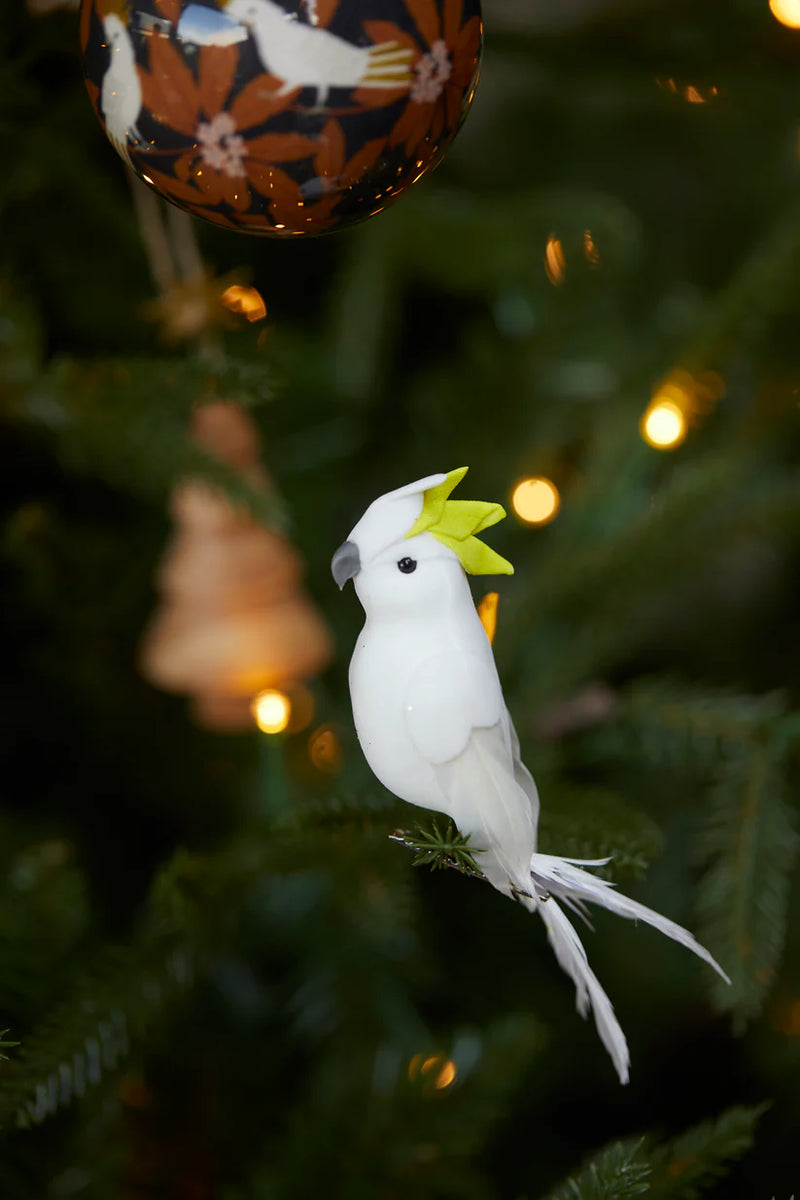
[332,466,729,1084]
[223,0,414,102]
[97,0,142,167]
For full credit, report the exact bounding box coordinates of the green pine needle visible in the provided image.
[695,742,799,1025]
[542,1138,650,1200]
[0,1031,19,1062]
[647,1103,768,1199]
[544,1104,767,1200]
[389,820,484,878]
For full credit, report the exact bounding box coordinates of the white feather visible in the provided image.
[432,723,536,897]
[529,854,731,984]
[530,894,631,1084]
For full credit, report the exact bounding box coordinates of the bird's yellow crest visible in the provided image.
[97,0,128,18]
[405,467,514,576]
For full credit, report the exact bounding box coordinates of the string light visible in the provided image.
[308,725,342,773]
[477,592,499,645]
[511,477,561,525]
[251,688,291,734]
[656,78,721,103]
[583,229,600,266]
[408,1053,458,1091]
[640,399,687,449]
[544,235,566,286]
[770,0,800,28]
[221,284,267,322]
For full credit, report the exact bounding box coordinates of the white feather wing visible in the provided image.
[404,653,536,894]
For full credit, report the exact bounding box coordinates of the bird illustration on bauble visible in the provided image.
[98,0,142,166]
[331,466,729,1083]
[224,0,414,103]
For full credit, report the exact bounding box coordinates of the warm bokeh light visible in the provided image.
[640,399,688,449]
[408,1053,458,1090]
[771,997,800,1036]
[432,1059,457,1089]
[308,725,343,773]
[770,0,800,28]
[477,592,499,645]
[656,78,720,103]
[511,477,561,525]
[544,235,566,285]
[583,229,600,266]
[221,284,267,322]
[251,688,291,734]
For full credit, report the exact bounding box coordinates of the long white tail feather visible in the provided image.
[503,851,729,1082]
[527,893,631,1085]
[529,853,731,984]
[362,41,414,86]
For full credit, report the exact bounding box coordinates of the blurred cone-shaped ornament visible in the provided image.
[140,402,332,731]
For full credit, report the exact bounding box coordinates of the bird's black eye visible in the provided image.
[397,556,417,574]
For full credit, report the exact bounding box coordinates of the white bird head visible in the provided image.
[96,0,129,39]
[223,0,266,26]
[331,467,513,616]
[103,12,127,41]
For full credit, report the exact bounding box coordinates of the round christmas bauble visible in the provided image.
[80,0,482,235]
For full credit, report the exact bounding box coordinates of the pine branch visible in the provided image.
[0,812,501,1136]
[541,1139,650,1200]
[0,937,194,1130]
[21,356,287,530]
[536,785,663,879]
[695,742,799,1025]
[542,1104,766,1200]
[647,1103,768,1199]
[681,202,800,370]
[506,449,800,707]
[390,790,660,884]
[237,1013,542,1199]
[389,821,484,878]
[624,678,787,768]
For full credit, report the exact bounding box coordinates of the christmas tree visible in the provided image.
[2,0,799,1195]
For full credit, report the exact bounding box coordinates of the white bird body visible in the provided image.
[333,468,729,1084]
[100,13,142,167]
[225,0,413,96]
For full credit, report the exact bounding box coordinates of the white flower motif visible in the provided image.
[196,112,247,178]
[410,39,451,104]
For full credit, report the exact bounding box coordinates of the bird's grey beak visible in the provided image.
[331,540,361,590]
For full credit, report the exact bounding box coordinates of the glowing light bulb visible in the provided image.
[251,688,291,734]
[640,400,687,449]
[544,235,566,286]
[583,229,600,266]
[477,592,499,645]
[221,284,267,322]
[408,1053,458,1091]
[511,477,561,525]
[433,1059,457,1089]
[308,725,342,773]
[770,0,800,28]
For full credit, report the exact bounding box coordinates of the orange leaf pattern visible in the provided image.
[79,0,482,235]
